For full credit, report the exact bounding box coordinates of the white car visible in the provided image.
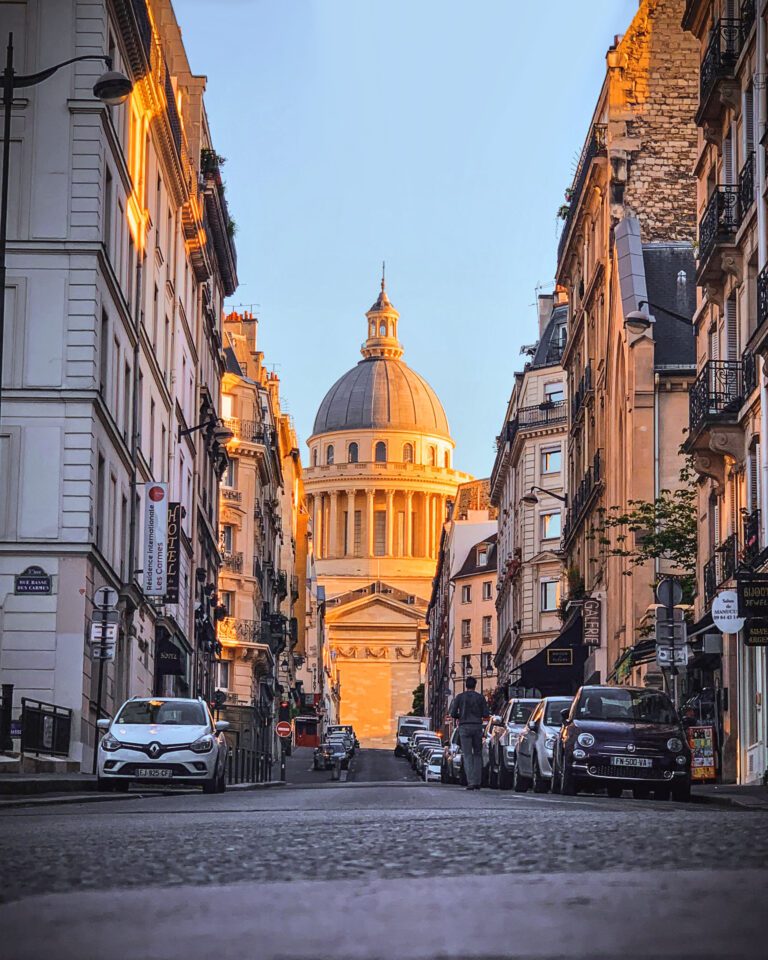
[513,696,574,793]
[423,749,443,783]
[97,696,230,794]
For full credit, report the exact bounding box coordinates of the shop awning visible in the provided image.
[509,610,588,698]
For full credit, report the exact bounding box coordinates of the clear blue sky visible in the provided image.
[176,0,638,478]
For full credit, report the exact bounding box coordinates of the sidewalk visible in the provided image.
[692,782,768,811]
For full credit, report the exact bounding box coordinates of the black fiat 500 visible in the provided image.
[552,685,691,801]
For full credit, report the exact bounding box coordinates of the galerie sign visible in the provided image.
[142,483,168,597]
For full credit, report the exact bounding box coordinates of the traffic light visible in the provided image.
[279,700,291,722]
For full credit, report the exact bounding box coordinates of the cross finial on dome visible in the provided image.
[381,260,386,293]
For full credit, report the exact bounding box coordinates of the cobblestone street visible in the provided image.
[1,750,766,959]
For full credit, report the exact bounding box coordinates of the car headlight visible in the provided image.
[676,755,688,766]
[577,733,595,747]
[545,735,557,750]
[191,734,215,754]
[667,737,683,753]
[573,748,586,759]
[101,733,122,752]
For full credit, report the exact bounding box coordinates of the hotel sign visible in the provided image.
[164,502,181,604]
[583,598,601,647]
[142,483,168,597]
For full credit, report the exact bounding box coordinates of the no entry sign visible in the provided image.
[276,721,292,738]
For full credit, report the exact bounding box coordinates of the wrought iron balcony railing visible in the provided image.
[571,365,593,422]
[758,264,768,331]
[743,349,757,397]
[224,418,272,445]
[741,0,756,41]
[738,151,755,216]
[689,360,746,434]
[557,124,607,263]
[698,185,741,265]
[699,19,742,109]
[218,617,263,645]
[563,450,602,543]
[518,399,568,429]
[221,551,243,573]
[703,533,741,607]
[222,487,242,504]
[743,508,761,567]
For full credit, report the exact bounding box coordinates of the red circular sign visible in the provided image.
[276,721,292,738]
[148,485,165,502]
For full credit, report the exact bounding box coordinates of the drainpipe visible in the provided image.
[759,2,768,548]
[124,253,143,700]
[654,372,661,583]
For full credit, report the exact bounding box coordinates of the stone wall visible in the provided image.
[612,0,699,242]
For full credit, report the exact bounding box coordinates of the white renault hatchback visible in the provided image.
[97,697,229,793]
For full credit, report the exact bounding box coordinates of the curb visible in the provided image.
[692,793,768,812]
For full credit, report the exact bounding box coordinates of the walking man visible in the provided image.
[449,676,489,790]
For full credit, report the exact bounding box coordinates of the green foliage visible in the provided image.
[589,458,697,597]
[409,683,425,716]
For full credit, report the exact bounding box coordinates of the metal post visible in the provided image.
[280,742,286,782]
[666,589,679,710]
[0,35,15,429]
[91,602,109,774]
[0,683,12,752]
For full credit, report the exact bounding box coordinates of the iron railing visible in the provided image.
[738,152,755,216]
[130,0,153,60]
[699,19,742,108]
[226,747,260,785]
[758,264,768,330]
[518,399,567,429]
[222,487,242,504]
[741,0,756,41]
[743,508,761,566]
[743,350,757,397]
[689,360,745,434]
[698,185,741,264]
[218,617,263,644]
[221,551,244,573]
[20,699,72,758]
[563,450,603,543]
[557,124,607,263]
[721,531,740,583]
[703,534,741,607]
[224,419,271,444]
[532,341,566,368]
[572,365,593,421]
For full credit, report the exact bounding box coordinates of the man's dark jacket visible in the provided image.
[450,690,489,726]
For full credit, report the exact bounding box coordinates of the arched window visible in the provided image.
[326,444,335,465]
[429,445,437,466]
[379,321,387,336]
[444,450,450,468]
[348,442,359,463]
[375,441,387,463]
[403,443,414,463]
[370,322,376,338]
[312,448,318,467]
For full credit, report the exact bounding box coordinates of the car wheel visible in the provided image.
[550,756,562,795]
[606,782,623,799]
[671,780,691,803]
[498,762,513,791]
[560,760,578,796]
[202,773,218,794]
[532,756,549,794]
[217,767,227,793]
[653,785,671,801]
[513,762,530,793]
[488,760,498,790]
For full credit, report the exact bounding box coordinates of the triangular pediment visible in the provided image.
[529,549,563,565]
[326,592,426,626]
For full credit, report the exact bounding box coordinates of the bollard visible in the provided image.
[0,684,13,752]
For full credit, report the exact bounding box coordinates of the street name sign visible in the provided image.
[14,565,52,595]
[711,590,745,634]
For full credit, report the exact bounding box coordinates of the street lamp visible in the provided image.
[520,486,568,507]
[178,416,234,445]
[0,33,132,429]
[624,298,694,336]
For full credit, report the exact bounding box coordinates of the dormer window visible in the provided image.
[477,546,488,566]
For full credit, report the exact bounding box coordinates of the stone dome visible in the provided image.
[312,357,451,439]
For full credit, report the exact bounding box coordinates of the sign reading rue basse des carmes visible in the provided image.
[14,565,52,595]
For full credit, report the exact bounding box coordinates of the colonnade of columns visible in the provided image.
[308,489,448,561]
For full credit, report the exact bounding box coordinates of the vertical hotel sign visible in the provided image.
[143,483,169,596]
[165,503,181,604]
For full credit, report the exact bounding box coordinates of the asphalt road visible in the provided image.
[1,749,766,960]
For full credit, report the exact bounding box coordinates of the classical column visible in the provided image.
[366,489,375,556]
[329,491,339,559]
[405,491,413,558]
[422,492,431,558]
[314,494,323,559]
[346,489,356,556]
[430,494,437,559]
[385,490,395,556]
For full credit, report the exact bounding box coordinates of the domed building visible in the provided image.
[306,280,471,746]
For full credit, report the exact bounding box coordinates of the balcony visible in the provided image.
[698,186,740,277]
[742,508,762,567]
[741,0,756,41]
[697,20,743,125]
[743,350,757,398]
[689,360,746,435]
[557,124,607,264]
[224,418,271,445]
[221,551,243,574]
[218,617,263,645]
[738,152,755,218]
[703,533,740,607]
[221,487,242,504]
[563,450,603,544]
[571,365,593,424]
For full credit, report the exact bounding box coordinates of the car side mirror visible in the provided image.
[492,715,504,727]
[97,718,111,730]
[214,720,230,732]
[560,708,570,723]
[529,721,539,732]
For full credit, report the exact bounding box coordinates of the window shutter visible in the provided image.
[713,497,721,547]
[745,85,755,153]
[749,446,759,512]
[729,475,737,534]
[725,295,738,360]
[724,132,734,185]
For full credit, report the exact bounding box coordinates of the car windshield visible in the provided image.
[509,703,535,724]
[430,753,443,762]
[576,689,678,724]
[116,700,207,726]
[401,725,425,737]
[544,700,572,725]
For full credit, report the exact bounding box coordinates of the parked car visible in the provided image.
[513,696,573,793]
[441,727,465,785]
[480,716,497,787]
[551,685,692,801]
[415,740,441,775]
[328,733,354,760]
[327,724,360,749]
[408,730,440,762]
[314,739,350,770]
[423,749,444,783]
[97,696,229,793]
[487,698,539,789]
[395,715,432,757]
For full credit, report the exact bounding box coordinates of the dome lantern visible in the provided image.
[362,270,403,360]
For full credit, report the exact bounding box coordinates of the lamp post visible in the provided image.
[0,33,131,427]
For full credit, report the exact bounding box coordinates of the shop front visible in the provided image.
[154,625,191,697]
[508,610,589,698]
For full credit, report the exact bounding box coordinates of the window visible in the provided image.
[544,381,564,404]
[375,441,387,463]
[103,167,113,259]
[95,454,105,548]
[461,654,472,675]
[374,511,386,556]
[482,616,492,644]
[482,651,493,672]
[379,321,387,336]
[221,394,234,419]
[123,362,131,441]
[224,458,236,488]
[120,494,128,579]
[477,546,488,566]
[326,445,335,465]
[482,581,492,600]
[312,447,318,467]
[221,524,233,552]
[461,620,471,647]
[149,399,156,472]
[353,510,362,555]
[348,442,359,463]
[217,661,230,691]
[403,442,414,463]
[99,311,109,396]
[444,450,450,468]
[542,448,562,474]
[461,584,472,603]
[540,579,559,612]
[541,512,562,540]
[429,446,437,466]
[221,591,234,615]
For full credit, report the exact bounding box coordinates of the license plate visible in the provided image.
[135,768,172,779]
[611,756,652,768]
